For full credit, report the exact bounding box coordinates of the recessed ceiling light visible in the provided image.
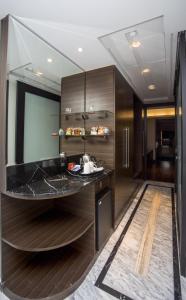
[129,31,137,38]
[26,67,33,72]
[142,68,150,74]
[47,58,53,63]
[36,71,43,76]
[131,41,141,48]
[148,84,156,90]
[78,47,83,52]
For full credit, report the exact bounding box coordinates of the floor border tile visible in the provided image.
[95,183,182,300]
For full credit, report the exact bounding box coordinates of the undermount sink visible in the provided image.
[45,175,84,191]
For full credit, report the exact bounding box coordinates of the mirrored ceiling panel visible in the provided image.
[8,16,83,95]
[99,16,169,103]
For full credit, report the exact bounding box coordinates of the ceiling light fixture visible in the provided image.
[129,31,137,38]
[148,84,156,90]
[126,30,141,48]
[47,58,53,63]
[78,47,83,52]
[26,67,33,72]
[125,30,141,48]
[131,40,141,48]
[142,68,150,74]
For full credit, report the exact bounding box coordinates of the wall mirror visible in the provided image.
[6,15,83,165]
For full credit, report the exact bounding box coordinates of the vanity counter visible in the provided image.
[5,169,112,200]
[2,168,113,300]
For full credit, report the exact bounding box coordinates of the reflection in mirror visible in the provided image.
[7,15,83,165]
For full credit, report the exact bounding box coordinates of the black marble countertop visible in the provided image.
[5,169,112,200]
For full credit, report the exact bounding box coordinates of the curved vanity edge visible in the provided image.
[1,170,113,300]
[2,188,82,200]
[3,250,96,300]
[3,256,95,300]
[2,220,95,252]
[4,169,113,201]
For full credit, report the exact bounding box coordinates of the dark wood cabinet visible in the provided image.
[85,67,115,169]
[86,66,114,112]
[61,73,85,114]
[1,178,111,300]
[133,95,144,179]
[61,73,85,155]
[61,66,141,227]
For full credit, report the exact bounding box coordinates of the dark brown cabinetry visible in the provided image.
[1,175,112,300]
[86,66,114,112]
[61,66,140,227]
[61,73,85,113]
[61,73,85,155]
[85,67,115,169]
[114,68,137,226]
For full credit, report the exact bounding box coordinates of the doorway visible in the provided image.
[145,106,175,183]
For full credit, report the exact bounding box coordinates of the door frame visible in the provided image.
[174,31,186,277]
[143,103,176,181]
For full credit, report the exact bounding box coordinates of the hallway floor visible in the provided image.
[1,181,184,300]
[147,160,175,183]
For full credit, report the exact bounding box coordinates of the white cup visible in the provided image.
[104,127,110,135]
[83,162,91,174]
[89,161,95,173]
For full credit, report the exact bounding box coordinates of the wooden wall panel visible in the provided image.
[134,94,144,178]
[85,66,115,169]
[60,66,142,228]
[61,73,85,114]
[85,66,115,113]
[55,184,95,221]
[61,73,85,155]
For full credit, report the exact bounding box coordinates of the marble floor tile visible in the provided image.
[103,185,174,300]
[0,292,9,300]
[181,276,186,300]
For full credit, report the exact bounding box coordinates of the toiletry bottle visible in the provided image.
[60,152,67,173]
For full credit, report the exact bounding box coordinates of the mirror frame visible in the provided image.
[0,16,9,193]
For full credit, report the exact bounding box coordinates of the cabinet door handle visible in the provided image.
[99,201,102,205]
[142,130,145,156]
[123,128,127,168]
[127,127,130,168]
[123,128,129,168]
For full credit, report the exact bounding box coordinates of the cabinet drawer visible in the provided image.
[95,176,110,193]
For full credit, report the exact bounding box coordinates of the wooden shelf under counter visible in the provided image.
[1,172,111,300]
[3,229,94,300]
[2,208,94,252]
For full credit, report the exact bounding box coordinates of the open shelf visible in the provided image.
[3,209,94,252]
[65,134,110,139]
[64,110,113,120]
[4,245,93,300]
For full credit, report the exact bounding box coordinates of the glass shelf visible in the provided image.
[52,133,111,139]
[64,110,113,120]
[65,134,110,139]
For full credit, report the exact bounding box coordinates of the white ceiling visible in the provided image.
[1,0,186,103]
